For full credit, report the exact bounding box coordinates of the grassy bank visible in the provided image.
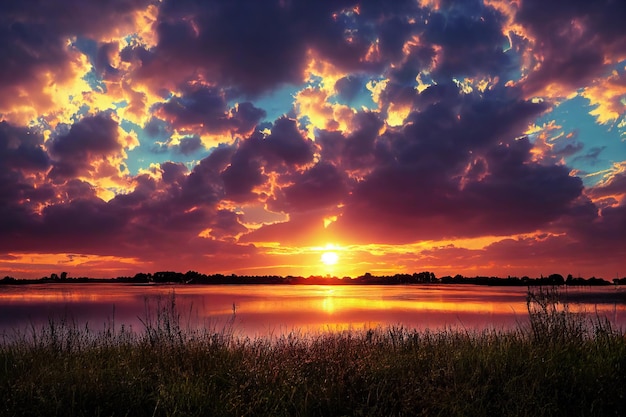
[1,289,625,417]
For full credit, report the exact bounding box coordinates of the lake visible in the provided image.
[1,283,625,339]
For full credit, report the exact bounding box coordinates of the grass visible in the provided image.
[1,288,625,417]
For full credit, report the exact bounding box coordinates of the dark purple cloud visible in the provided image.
[588,170,626,200]
[246,79,594,246]
[134,1,320,95]
[479,217,626,278]
[0,20,67,88]
[342,111,386,171]
[95,41,122,80]
[264,117,315,166]
[0,122,51,233]
[0,115,255,264]
[220,136,268,203]
[219,117,315,203]
[175,136,203,155]
[182,145,232,206]
[47,113,122,180]
[422,2,512,79]
[313,111,387,172]
[130,0,429,97]
[40,198,127,239]
[0,153,252,266]
[269,162,350,213]
[62,179,100,201]
[588,204,626,245]
[516,0,626,95]
[206,210,248,240]
[460,139,583,233]
[334,76,366,103]
[155,84,266,136]
[0,0,151,36]
[0,122,50,172]
[318,84,582,242]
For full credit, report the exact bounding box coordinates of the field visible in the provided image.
[1,288,625,416]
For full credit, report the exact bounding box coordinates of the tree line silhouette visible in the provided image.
[2,271,624,286]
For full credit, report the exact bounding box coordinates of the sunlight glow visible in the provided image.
[321,251,339,265]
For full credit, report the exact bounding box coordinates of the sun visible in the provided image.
[321,251,339,266]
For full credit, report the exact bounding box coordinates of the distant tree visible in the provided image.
[587,277,610,286]
[153,271,185,283]
[547,274,564,285]
[132,272,152,283]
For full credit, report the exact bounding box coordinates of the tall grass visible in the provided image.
[1,288,625,416]
[526,286,619,344]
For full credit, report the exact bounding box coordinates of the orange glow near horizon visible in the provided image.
[2,226,622,280]
[0,230,601,280]
[0,253,143,278]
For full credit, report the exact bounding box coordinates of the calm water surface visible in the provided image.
[1,284,625,338]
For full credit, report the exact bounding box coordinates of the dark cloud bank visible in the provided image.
[1,0,625,276]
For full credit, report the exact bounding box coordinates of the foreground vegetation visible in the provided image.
[1,289,625,416]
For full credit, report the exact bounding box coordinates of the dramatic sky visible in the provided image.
[1,0,625,279]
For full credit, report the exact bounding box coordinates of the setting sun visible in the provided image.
[321,251,339,266]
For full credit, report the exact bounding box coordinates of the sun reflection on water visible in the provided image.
[1,284,625,338]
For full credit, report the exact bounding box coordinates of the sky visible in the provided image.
[1,0,625,280]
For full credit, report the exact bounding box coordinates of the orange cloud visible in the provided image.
[582,68,626,124]
[0,49,92,127]
[295,87,355,136]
